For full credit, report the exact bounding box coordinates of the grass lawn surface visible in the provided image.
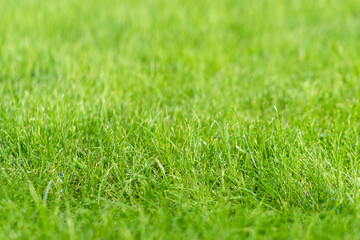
[1,0,360,239]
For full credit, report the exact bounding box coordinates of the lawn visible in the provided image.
[1,0,360,239]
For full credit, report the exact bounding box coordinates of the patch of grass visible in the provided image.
[1,0,360,239]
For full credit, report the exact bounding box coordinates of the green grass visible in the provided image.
[1,0,360,239]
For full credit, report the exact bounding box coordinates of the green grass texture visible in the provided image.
[1,0,360,239]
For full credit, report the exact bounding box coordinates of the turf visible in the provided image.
[1,0,360,239]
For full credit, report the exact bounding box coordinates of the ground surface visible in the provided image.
[1,0,360,239]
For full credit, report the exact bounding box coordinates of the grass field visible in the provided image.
[1,0,360,239]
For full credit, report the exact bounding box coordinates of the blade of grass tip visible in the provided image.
[273,105,278,113]
[243,134,257,168]
[155,158,166,177]
[28,182,41,208]
[43,180,52,206]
